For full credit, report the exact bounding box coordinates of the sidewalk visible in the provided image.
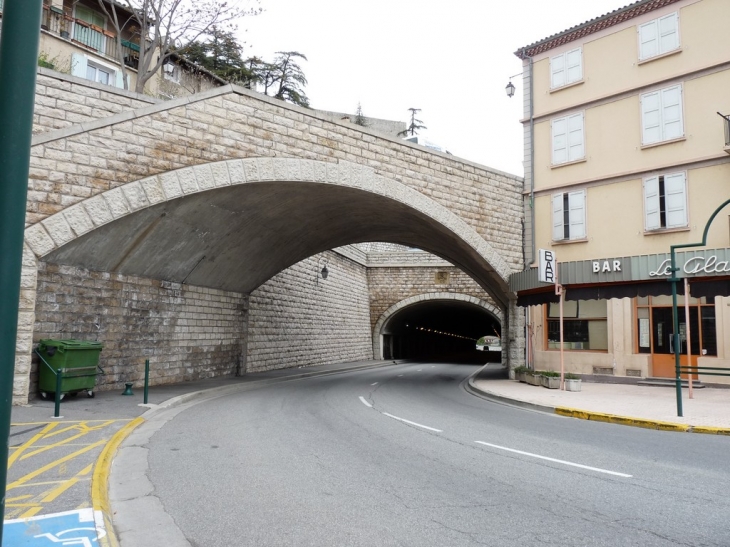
[469,373,730,434]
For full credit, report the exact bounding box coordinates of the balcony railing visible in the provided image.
[40,5,140,70]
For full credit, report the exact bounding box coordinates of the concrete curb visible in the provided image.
[92,416,145,547]
[466,376,730,436]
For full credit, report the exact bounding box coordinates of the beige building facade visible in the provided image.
[511,0,730,384]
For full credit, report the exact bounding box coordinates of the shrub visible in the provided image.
[564,373,581,380]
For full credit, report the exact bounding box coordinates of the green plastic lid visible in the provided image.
[38,339,103,351]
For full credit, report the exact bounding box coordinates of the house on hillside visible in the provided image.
[510,0,730,385]
[0,0,224,97]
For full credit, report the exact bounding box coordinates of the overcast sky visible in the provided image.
[242,0,632,177]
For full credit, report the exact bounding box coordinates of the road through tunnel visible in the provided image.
[380,300,502,363]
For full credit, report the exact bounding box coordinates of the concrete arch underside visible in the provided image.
[16,157,523,403]
[372,293,503,360]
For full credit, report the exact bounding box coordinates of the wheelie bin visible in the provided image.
[37,339,103,399]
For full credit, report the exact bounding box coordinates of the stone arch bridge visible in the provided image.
[13,71,524,403]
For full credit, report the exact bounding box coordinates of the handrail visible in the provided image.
[34,348,63,418]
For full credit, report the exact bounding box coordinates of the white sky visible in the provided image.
[242,0,632,177]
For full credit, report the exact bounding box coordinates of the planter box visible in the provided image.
[526,374,541,386]
[541,375,560,389]
[565,379,582,392]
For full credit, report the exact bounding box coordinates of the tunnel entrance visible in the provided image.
[381,300,501,364]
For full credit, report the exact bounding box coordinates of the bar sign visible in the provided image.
[538,249,557,284]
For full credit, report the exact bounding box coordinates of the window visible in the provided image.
[547,299,608,350]
[644,172,687,231]
[638,12,679,61]
[551,112,584,165]
[550,47,582,89]
[71,53,123,88]
[74,5,106,53]
[163,62,181,84]
[552,189,586,241]
[641,85,683,145]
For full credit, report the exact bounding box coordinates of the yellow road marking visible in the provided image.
[6,494,33,502]
[40,463,93,503]
[8,422,58,469]
[93,417,145,547]
[12,420,122,425]
[20,506,44,518]
[22,421,116,460]
[7,439,106,490]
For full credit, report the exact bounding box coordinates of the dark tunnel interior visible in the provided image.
[382,301,502,364]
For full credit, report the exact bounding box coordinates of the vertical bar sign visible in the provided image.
[538,249,557,284]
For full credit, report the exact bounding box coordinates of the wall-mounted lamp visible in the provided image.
[505,72,522,98]
[316,258,329,285]
[320,264,329,280]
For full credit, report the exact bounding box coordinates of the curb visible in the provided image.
[92,416,145,547]
[466,377,730,436]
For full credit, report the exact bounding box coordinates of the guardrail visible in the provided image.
[678,365,730,378]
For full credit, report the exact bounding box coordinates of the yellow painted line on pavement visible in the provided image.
[93,417,144,547]
[553,407,730,433]
[20,506,44,518]
[12,420,122,425]
[21,422,116,460]
[6,494,33,502]
[8,422,58,468]
[7,439,106,490]
[40,463,93,503]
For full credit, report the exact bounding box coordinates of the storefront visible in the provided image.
[510,248,730,383]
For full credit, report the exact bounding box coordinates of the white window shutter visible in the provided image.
[552,117,568,164]
[644,176,661,230]
[639,20,658,60]
[553,194,565,241]
[664,172,687,228]
[661,85,683,140]
[566,48,582,84]
[641,91,661,145]
[115,70,125,89]
[71,53,88,79]
[659,13,679,54]
[567,113,585,161]
[568,190,586,239]
[551,53,566,89]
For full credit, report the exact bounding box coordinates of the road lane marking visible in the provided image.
[371,382,378,386]
[359,396,373,408]
[8,422,58,468]
[398,375,404,377]
[383,413,442,433]
[474,441,632,478]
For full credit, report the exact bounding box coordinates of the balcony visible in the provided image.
[40,4,140,70]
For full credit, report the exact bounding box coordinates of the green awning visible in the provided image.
[121,39,140,52]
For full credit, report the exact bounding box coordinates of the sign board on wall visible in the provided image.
[538,249,557,284]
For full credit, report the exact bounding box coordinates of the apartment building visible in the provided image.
[509,0,730,383]
[0,0,223,97]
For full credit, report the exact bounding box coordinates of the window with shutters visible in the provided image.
[638,12,680,61]
[552,189,586,242]
[644,172,688,231]
[551,112,585,165]
[550,47,582,90]
[641,84,683,146]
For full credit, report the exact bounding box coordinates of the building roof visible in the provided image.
[514,0,682,59]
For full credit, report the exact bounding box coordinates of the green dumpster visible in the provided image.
[37,339,103,399]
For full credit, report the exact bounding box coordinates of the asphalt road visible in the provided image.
[141,362,730,546]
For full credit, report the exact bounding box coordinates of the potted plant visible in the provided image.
[564,373,582,392]
[513,366,527,383]
[540,370,561,389]
[525,369,541,386]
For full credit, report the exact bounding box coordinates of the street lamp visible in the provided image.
[505,80,515,98]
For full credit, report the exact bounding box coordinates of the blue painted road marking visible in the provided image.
[3,508,106,546]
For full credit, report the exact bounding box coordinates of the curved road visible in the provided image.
[117,362,730,546]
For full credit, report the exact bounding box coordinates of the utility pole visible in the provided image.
[0,1,43,542]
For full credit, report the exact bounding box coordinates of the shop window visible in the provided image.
[701,307,717,356]
[547,299,607,350]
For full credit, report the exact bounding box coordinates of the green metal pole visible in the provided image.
[54,370,62,419]
[0,0,43,542]
[669,249,683,418]
[144,359,150,404]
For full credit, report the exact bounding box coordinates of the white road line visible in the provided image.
[371,382,378,386]
[359,396,373,408]
[383,413,442,433]
[417,369,422,372]
[397,374,404,377]
[474,441,632,478]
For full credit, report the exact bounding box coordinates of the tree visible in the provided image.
[265,51,310,108]
[97,0,261,93]
[180,27,255,86]
[353,103,368,127]
[398,108,427,137]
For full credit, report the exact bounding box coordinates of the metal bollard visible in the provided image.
[54,369,62,418]
[144,359,150,404]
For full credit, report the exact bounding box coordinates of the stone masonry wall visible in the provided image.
[26,85,524,275]
[32,262,246,393]
[368,266,499,331]
[33,69,158,136]
[246,251,372,372]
